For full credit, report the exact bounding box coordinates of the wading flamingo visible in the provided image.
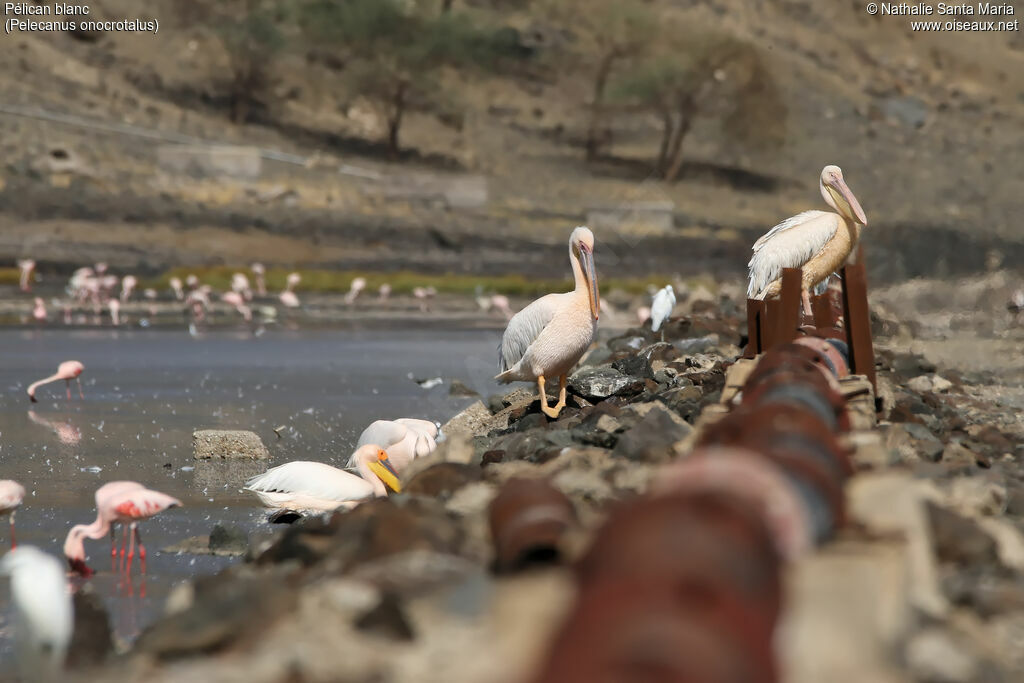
[496,226,599,419]
[251,262,267,296]
[27,360,85,403]
[378,283,392,301]
[17,259,36,292]
[345,277,366,304]
[32,297,47,322]
[346,418,440,476]
[169,277,184,300]
[280,272,301,308]
[245,449,401,512]
[221,291,253,321]
[0,480,25,548]
[120,275,137,301]
[0,546,74,682]
[650,285,675,339]
[63,481,182,576]
[108,299,120,326]
[747,165,868,315]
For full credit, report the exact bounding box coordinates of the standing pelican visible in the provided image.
[496,226,599,419]
[747,165,868,315]
[650,285,675,339]
[0,546,74,682]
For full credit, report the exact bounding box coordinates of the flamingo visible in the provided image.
[231,273,252,300]
[63,481,182,576]
[245,449,401,512]
[413,286,436,312]
[17,259,36,292]
[27,360,85,403]
[650,285,675,340]
[221,291,253,321]
[345,277,366,304]
[496,226,599,419]
[747,165,868,316]
[120,275,137,301]
[251,262,267,296]
[346,418,440,477]
[32,297,47,322]
[280,272,301,308]
[169,276,184,300]
[0,546,74,682]
[378,283,392,301]
[108,298,120,326]
[0,480,26,548]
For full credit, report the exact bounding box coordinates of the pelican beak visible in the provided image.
[368,454,402,493]
[579,244,600,320]
[827,176,868,226]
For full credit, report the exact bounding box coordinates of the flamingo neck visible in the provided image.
[27,373,62,397]
[63,516,109,559]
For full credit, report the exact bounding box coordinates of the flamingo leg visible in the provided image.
[65,379,72,400]
[120,525,129,572]
[111,526,118,572]
[77,377,84,399]
[802,290,813,317]
[126,522,137,574]
[9,510,16,550]
[136,526,147,575]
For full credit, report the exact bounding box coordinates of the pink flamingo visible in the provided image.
[280,272,301,308]
[63,481,182,576]
[251,262,266,296]
[169,277,184,301]
[379,283,392,301]
[490,294,513,320]
[231,273,252,300]
[108,299,121,326]
[344,277,366,304]
[120,275,137,301]
[0,480,25,548]
[32,297,47,322]
[27,361,84,403]
[17,259,35,292]
[413,286,436,312]
[221,291,253,321]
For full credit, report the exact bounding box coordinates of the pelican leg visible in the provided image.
[801,290,813,317]
[537,376,560,419]
[551,374,568,414]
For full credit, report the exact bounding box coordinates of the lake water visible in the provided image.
[0,325,506,659]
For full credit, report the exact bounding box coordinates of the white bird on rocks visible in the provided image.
[650,285,675,339]
[747,165,868,316]
[0,546,74,682]
[346,418,441,476]
[496,226,599,419]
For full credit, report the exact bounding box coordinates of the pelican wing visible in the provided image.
[498,293,562,374]
[747,211,839,298]
[246,461,372,503]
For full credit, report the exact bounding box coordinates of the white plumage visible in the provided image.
[747,210,839,299]
[650,285,676,333]
[245,461,376,512]
[1,546,74,682]
[349,418,439,472]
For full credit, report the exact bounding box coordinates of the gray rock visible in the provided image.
[673,335,718,355]
[568,366,645,401]
[209,524,249,554]
[925,502,998,566]
[441,400,492,440]
[611,405,692,463]
[193,430,269,460]
[886,423,944,463]
[449,379,480,397]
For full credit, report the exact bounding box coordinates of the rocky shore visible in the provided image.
[63,278,1024,683]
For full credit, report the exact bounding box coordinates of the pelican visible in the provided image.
[747,165,868,315]
[0,546,74,682]
[245,449,401,512]
[496,226,599,419]
[650,285,675,339]
[345,418,440,475]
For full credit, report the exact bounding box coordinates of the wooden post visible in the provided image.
[779,268,802,344]
[763,298,780,349]
[841,259,876,393]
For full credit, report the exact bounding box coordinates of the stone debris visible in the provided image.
[192,430,270,460]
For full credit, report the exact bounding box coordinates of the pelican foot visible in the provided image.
[540,402,563,419]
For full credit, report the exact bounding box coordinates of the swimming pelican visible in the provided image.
[0,546,74,682]
[245,449,401,513]
[747,165,868,315]
[346,418,440,475]
[496,226,599,419]
[650,285,675,339]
